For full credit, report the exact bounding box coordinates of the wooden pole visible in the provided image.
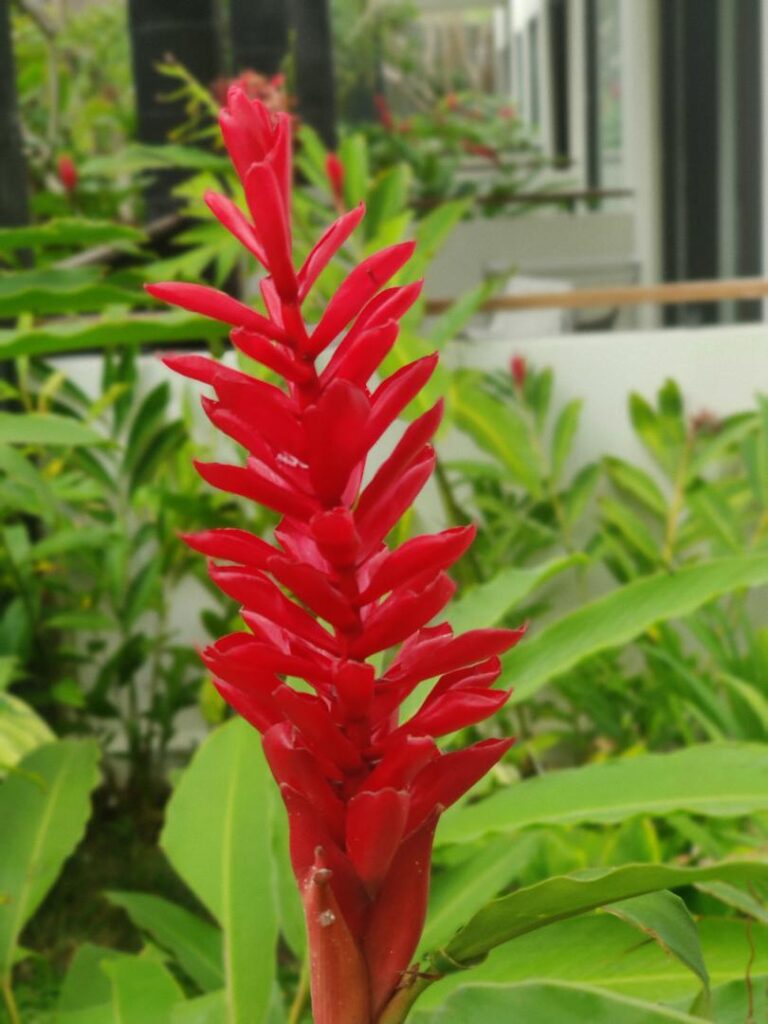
[425,277,768,315]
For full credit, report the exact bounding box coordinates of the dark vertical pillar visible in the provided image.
[584,0,599,189]
[128,0,222,217]
[735,0,762,321]
[288,0,337,148]
[229,0,289,75]
[548,0,569,161]
[0,0,30,229]
[660,0,719,325]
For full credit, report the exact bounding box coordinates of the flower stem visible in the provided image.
[287,959,310,1024]
[377,974,435,1024]
[2,976,21,1024]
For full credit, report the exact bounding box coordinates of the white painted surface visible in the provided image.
[55,320,768,746]
[449,321,768,470]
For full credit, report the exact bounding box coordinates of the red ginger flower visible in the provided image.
[326,152,346,210]
[510,354,527,390]
[57,154,78,193]
[147,86,523,1024]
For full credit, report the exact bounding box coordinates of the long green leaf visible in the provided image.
[107,891,224,992]
[0,413,105,447]
[102,958,184,1024]
[0,311,226,359]
[0,266,136,315]
[0,691,54,771]
[420,834,543,954]
[161,719,278,1024]
[0,218,144,253]
[503,554,768,703]
[412,980,703,1023]
[441,859,768,963]
[446,554,582,634]
[438,743,768,845]
[603,891,709,997]
[171,991,227,1024]
[413,915,768,1012]
[0,740,100,978]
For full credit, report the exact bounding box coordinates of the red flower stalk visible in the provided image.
[374,93,396,132]
[57,154,78,193]
[147,87,523,1024]
[326,152,346,211]
[510,354,527,391]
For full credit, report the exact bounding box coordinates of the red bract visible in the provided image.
[148,87,523,1024]
[510,353,527,390]
[57,154,78,193]
[326,152,346,210]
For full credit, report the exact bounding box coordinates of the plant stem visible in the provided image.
[378,974,435,1024]
[1,976,21,1024]
[287,960,309,1024]
[661,434,693,566]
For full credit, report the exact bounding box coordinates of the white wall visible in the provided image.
[55,321,768,746]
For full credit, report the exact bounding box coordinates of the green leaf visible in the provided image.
[446,555,582,634]
[0,218,144,253]
[454,380,543,497]
[687,483,742,552]
[161,719,278,1024]
[0,266,135,315]
[30,526,114,561]
[171,991,227,1024]
[427,278,501,349]
[58,944,128,1016]
[44,611,115,632]
[339,134,369,208]
[603,891,709,997]
[412,980,703,1023]
[411,200,472,274]
[124,382,171,473]
[420,833,543,954]
[440,859,768,964]
[599,496,660,563]
[0,740,100,978]
[604,456,668,516]
[696,880,768,923]
[502,554,768,704]
[0,311,226,359]
[562,463,601,526]
[107,891,224,992]
[100,957,184,1024]
[413,914,768,1012]
[551,400,582,483]
[0,412,105,447]
[0,691,54,771]
[365,165,412,237]
[439,743,768,845]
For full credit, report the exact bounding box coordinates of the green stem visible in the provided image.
[2,976,21,1024]
[287,960,310,1024]
[377,974,435,1024]
[661,434,693,566]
